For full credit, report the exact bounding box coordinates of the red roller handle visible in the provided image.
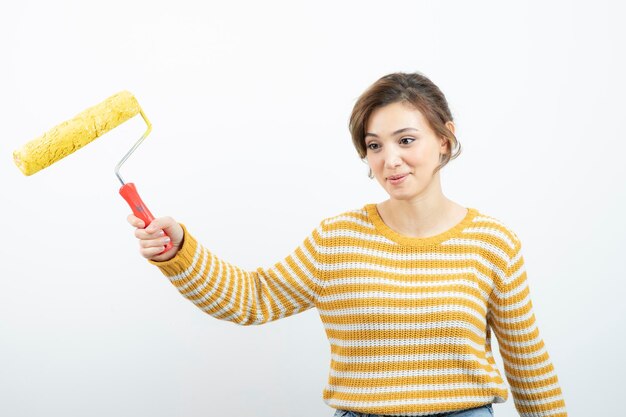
[120,182,173,254]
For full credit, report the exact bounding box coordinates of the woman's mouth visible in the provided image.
[388,174,408,185]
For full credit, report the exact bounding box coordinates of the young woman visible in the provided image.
[127,72,567,417]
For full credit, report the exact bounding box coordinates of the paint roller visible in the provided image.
[13,91,173,253]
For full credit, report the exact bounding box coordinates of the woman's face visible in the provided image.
[364,101,452,202]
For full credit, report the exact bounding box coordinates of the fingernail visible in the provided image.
[164,237,171,243]
[159,230,165,236]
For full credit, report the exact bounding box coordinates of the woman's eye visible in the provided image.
[367,143,379,150]
[400,137,415,145]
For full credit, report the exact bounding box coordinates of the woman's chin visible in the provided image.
[387,191,415,201]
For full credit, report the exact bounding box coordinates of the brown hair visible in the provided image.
[349,72,461,177]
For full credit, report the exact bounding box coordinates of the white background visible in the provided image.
[1,1,624,416]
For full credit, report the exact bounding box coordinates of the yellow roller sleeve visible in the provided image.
[13,91,141,176]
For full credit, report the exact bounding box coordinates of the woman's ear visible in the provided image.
[440,121,455,153]
[445,120,455,135]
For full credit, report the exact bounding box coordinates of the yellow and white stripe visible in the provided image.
[150,204,567,416]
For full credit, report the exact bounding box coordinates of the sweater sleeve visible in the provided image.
[147,222,328,325]
[487,239,567,416]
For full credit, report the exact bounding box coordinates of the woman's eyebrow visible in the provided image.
[365,127,419,138]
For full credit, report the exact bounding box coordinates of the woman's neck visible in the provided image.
[377,197,464,238]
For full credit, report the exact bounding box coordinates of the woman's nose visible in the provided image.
[384,149,402,168]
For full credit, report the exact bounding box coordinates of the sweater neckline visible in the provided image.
[364,203,478,247]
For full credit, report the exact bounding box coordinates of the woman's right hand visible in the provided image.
[127,214,184,262]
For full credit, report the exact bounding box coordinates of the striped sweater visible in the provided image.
[149,204,567,417]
